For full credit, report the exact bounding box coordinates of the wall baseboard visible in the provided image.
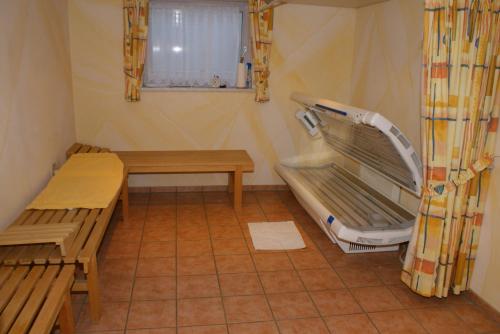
[129,184,290,193]
[467,291,500,324]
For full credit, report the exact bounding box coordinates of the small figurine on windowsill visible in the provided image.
[210,75,221,88]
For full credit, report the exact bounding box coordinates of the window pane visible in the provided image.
[145,1,243,87]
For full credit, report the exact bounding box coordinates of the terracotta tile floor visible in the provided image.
[72,190,500,334]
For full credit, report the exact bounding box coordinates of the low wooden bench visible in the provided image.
[67,143,255,222]
[0,265,75,334]
[0,147,122,321]
[0,197,119,322]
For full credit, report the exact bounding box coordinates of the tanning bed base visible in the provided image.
[276,163,415,253]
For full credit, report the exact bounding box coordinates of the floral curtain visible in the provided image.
[123,0,149,102]
[402,0,500,297]
[248,0,274,102]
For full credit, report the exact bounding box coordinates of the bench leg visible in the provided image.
[59,290,75,334]
[87,254,102,321]
[122,173,129,223]
[228,172,234,193]
[233,168,243,213]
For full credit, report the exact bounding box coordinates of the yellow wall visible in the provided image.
[67,0,356,187]
[351,0,423,152]
[0,0,76,229]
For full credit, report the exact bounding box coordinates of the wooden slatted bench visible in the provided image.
[0,146,122,322]
[0,265,75,334]
[0,197,119,322]
[67,143,255,222]
[0,198,118,320]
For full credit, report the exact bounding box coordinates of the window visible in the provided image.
[144,0,250,88]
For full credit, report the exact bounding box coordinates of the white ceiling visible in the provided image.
[282,0,389,8]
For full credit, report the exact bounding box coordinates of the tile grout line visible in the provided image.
[252,191,310,334]
[240,192,283,334]
[202,193,230,333]
[174,193,179,334]
[273,191,337,334]
[277,191,384,334]
[124,191,150,333]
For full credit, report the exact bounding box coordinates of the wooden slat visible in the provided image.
[0,224,81,239]
[18,245,43,265]
[3,246,30,265]
[58,290,75,334]
[11,210,34,226]
[33,245,57,265]
[0,247,14,263]
[0,267,14,287]
[0,266,29,312]
[64,209,100,263]
[2,224,81,234]
[0,223,82,257]
[72,209,90,224]
[36,210,56,225]
[66,143,83,158]
[78,145,91,153]
[49,210,67,224]
[48,248,63,265]
[71,280,88,292]
[29,265,74,334]
[0,266,44,334]
[3,224,80,233]
[13,246,40,266]
[9,266,59,334]
[79,193,119,265]
[60,209,78,224]
[22,211,44,226]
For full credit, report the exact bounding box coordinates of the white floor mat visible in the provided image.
[248,221,306,250]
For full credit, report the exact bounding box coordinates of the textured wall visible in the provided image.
[0,0,76,229]
[351,0,423,153]
[67,0,356,187]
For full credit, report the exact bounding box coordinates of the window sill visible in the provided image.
[142,87,255,93]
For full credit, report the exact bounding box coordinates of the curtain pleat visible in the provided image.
[123,0,149,102]
[248,0,274,102]
[402,0,500,298]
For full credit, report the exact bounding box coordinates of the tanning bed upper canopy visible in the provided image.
[291,92,423,196]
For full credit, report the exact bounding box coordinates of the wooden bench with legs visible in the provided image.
[0,193,118,320]
[0,196,119,322]
[67,143,255,222]
[0,148,122,322]
[0,265,75,334]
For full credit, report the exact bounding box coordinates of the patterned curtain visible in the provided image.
[123,0,149,102]
[248,0,274,102]
[402,0,500,297]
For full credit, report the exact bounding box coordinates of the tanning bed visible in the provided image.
[275,93,423,253]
